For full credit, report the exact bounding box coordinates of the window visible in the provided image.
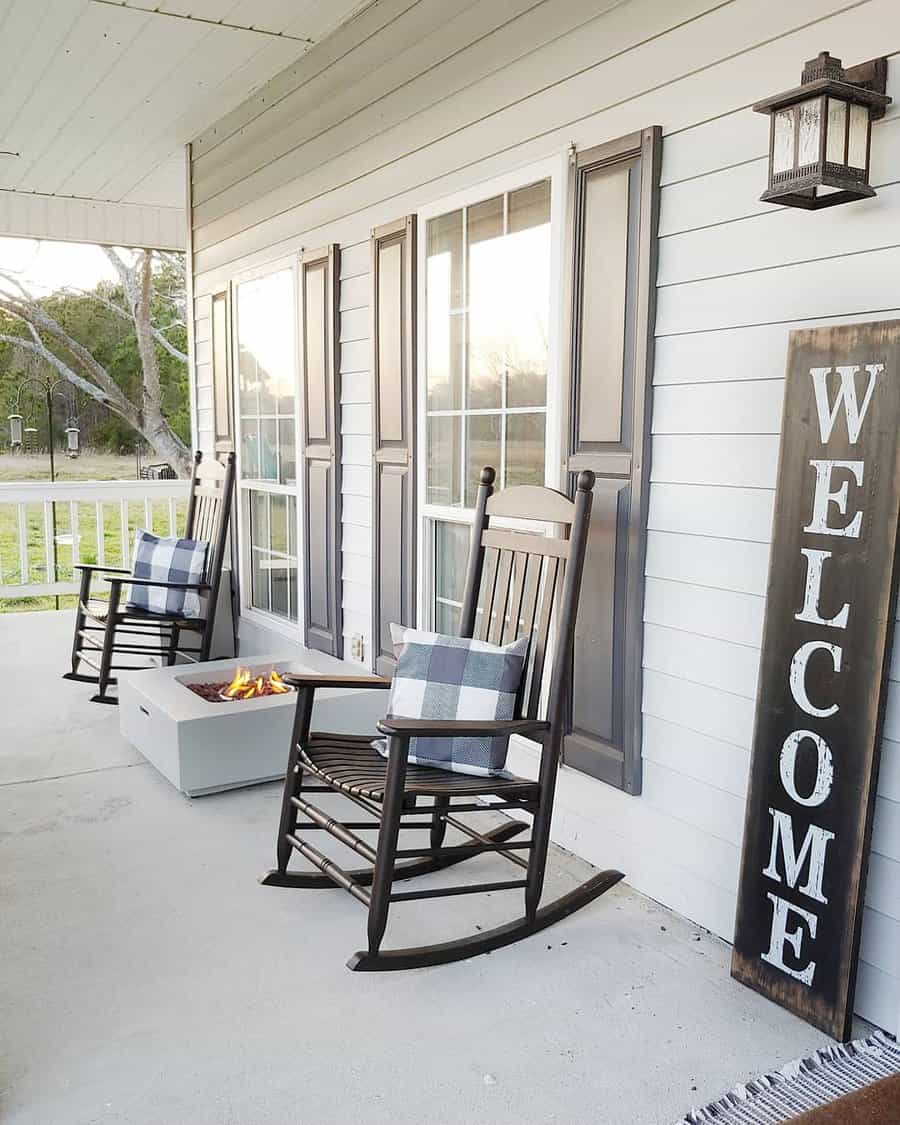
[237,271,296,487]
[421,171,557,630]
[234,268,300,626]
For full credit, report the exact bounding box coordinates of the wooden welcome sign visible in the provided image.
[732,320,900,1041]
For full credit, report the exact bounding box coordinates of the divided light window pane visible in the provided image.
[236,269,297,486]
[434,520,471,634]
[248,489,298,623]
[424,178,551,509]
[237,266,299,627]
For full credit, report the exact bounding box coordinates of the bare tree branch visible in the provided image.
[57,283,189,364]
[0,333,123,410]
[0,245,191,475]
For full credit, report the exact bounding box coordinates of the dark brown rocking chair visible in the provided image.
[64,451,236,704]
[261,467,624,970]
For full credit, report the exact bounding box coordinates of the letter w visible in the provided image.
[810,364,881,444]
[762,808,835,904]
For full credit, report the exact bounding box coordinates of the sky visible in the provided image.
[0,237,119,297]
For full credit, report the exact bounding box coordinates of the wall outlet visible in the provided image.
[350,633,365,663]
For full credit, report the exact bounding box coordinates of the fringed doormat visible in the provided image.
[675,1031,900,1124]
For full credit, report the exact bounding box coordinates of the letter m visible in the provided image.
[762,808,835,905]
[810,364,881,444]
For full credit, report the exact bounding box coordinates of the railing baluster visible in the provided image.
[43,502,53,585]
[120,500,129,568]
[0,481,188,599]
[95,501,105,566]
[70,501,80,567]
[17,504,28,585]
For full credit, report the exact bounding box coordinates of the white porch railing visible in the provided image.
[0,479,190,599]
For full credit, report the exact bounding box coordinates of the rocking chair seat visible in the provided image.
[301,733,540,804]
[81,599,205,630]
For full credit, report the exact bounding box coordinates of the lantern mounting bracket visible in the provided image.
[843,57,889,119]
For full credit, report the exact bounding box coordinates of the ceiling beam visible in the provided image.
[88,1,316,42]
[0,189,186,251]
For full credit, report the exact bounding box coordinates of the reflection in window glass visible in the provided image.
[236,270,297,485]
[434,521,471,634]
[247,489,298,623]
[505,413,545,488]
[426,414,461,507]
[426,210,463,412]
[467,195,504,411]
[465,414,501,508]
[424,179,550,507]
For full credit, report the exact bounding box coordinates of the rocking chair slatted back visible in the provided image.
[460,466,587,727]
[183,452,235,591]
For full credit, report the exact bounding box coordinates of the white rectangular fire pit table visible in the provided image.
[119,655,388,797]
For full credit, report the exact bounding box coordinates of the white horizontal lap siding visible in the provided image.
[646,47,900,1022]
[188,0,900,1030]
[338,258,373,667]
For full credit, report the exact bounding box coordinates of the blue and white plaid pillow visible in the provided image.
[373,624,529,776]
[127,530,209,619]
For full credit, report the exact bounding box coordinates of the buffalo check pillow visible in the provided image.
[126,530,209,619]
[372,624,529,776]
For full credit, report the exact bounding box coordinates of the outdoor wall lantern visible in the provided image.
[8,412,23,449]
[753,52,891,209]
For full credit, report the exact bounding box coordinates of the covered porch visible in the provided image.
[1,609,839,1125]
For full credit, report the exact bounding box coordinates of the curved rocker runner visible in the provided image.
[260,467,624,970]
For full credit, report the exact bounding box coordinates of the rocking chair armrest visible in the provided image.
[103,576,212,592]
[376,717,551,739]
[282,672,392,690]
[73,563,130,575]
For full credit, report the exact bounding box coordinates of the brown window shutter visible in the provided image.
[562,127,662,795]
[371,216,417,674]
[211,291,234,453]
[299,245,342,657]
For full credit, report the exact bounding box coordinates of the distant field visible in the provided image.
[0,451,137,483]
[0,452,185,614]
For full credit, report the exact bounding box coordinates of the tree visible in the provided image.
[0,246,191,476]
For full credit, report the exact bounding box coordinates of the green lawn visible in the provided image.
[0,453,186,614]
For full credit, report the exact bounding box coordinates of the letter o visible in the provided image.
[779,729,834,807]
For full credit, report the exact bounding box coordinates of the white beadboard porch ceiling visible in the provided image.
[0,0,372,247]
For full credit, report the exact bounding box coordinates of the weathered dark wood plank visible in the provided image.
[732,319,900,1041]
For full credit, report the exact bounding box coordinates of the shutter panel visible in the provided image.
[371,216,416,675]
[299,245,342,657]
[562,127,661,795]
[211,291,234,453]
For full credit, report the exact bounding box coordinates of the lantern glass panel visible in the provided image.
[797,97,821,166]
[773,109,795,173]
[826,98,847,163]
[9,415,23,444]
[848,102,869,168]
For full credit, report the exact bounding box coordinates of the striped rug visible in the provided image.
[675,1031,900,1124]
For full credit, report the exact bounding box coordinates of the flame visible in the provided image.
[221,666,292,700]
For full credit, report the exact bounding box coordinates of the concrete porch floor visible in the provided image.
[1,610,846,1125]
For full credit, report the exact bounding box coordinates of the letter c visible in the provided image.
[789,641,841,718]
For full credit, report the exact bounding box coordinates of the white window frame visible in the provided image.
[230,255,304,643]
[414,152,570,630]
